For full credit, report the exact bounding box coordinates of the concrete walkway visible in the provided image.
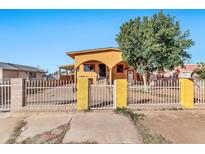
[0,116,25,143]
[0,111,140,144]
[62,111,141,144]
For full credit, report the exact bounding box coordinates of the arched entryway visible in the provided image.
[75,60,112,85]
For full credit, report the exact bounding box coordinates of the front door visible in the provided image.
[99,64,106,77]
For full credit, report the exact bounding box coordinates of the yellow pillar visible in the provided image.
[77,77,89,111]
[179,78,194,109]
[115,79,127,108]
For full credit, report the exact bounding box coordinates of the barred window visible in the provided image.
[84,64,95,72]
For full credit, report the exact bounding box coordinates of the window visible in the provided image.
[117,65,124,73]
[29,72,36,78]
[84,64,95,72]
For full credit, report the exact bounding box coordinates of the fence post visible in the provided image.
[77,77,89,111]
[179,78,194,109]
[114,79,127,109]
[10,78,25,112]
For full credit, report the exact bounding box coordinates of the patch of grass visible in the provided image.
[138,123,171,144]
[115,107,144,121]
[162,107,183,111]
[84,108,93,112]
[168,107,183,110]
[115,108,171,144]
[6,120,27,144]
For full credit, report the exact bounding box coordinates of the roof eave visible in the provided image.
[65,47,120,58]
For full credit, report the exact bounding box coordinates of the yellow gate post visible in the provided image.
[179,78,194,109]
[77,77,89,111]
[114,79,128,109]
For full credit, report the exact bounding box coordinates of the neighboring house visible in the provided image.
[0,62,46,81]
[59,47,142,84]
[175,64,198,78]
[151,64,199,80]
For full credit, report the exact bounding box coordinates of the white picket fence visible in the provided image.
[89,84,114,110]
[194,80,205,104]
[0,80,11,111]
[128,80,180,106]
[24,80,77,109]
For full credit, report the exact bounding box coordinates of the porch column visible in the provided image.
[75,68,77,85]
[109,68,112,85]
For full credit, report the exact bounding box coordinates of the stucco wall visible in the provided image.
[2,69,45,80]
[112,61,128,80]
[3,70,19,80]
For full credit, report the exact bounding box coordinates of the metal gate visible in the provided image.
[0,80,11,111]
[24,79,77,110]
[89,84,115,110]
[194,79,205,104]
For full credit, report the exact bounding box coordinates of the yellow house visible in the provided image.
[59,47,141,84]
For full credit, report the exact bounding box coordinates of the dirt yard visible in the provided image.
[137,110,205,144]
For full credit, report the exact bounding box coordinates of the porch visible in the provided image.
[59,61,142,85]
[76,60,128,85]
[58,64,75,81]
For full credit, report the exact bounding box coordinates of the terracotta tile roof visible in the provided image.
[175,64,198,73]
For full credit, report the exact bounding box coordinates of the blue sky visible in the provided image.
[0,9,204,73]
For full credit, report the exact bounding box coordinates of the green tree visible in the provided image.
[116,11,194,86]
[194,62,205,79]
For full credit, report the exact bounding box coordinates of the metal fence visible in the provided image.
[194,80,205,104]
[0,80,11,111]
[24,80,77,109]
[128,80,180,106]
[89,84,114,110]
[2,78,203,112]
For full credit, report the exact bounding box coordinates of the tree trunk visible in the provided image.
[142,72,148,91]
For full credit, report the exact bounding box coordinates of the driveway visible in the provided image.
[62,111,141,144]
[0,111,141,144]
[0,115,25,143]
